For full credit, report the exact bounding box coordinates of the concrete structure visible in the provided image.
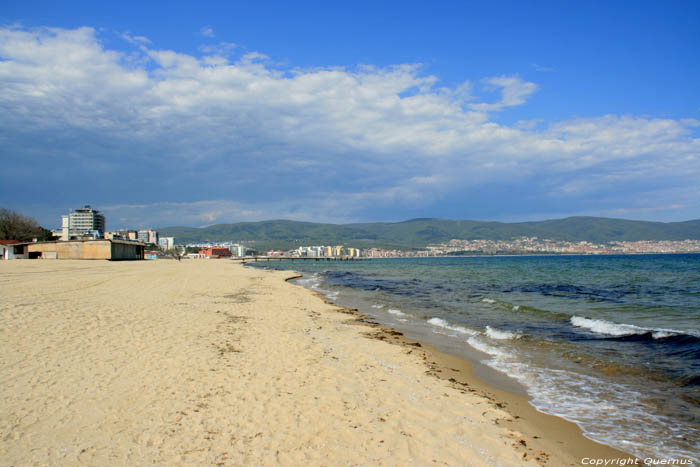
[0,240,29,260]
[61,205,106,240]
[27,240,144,260]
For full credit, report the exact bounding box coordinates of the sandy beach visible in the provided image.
[0,259,631,466]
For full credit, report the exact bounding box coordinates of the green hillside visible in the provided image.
[159,217,700,249]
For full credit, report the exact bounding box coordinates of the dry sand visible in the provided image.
[0,259,631,465]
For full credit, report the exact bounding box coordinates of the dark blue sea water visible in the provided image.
[249,254,700,461]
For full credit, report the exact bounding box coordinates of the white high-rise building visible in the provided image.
[158,237,174,251]
[61,205,106,240]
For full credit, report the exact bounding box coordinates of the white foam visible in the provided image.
[387,308,405,316]
[482,358,699,463]
[466,336,513,359]
[650,330,676,339]
[481,298,496,304]
[485,326,520,340]
[427,317,478,336]
[325,291,340,301]
[570,316,694,339]
[371,304,385,309]
[512,305,520,311]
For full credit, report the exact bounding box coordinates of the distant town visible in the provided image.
[3,204,700,261]
[47,205,700,258]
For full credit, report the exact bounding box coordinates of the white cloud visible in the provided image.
[468,76,538,111]
[1,26,699,226]
[121,32,151,45]
[200,26,214,38]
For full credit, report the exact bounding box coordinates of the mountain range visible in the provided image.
[158,217,700,250]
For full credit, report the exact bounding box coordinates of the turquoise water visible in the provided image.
[249,254,700,461]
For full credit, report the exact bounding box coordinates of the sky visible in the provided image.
[1,1,699,229]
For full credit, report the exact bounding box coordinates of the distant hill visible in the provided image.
[158,217,700,249]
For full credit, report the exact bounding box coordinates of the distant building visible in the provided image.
[158,237,174,251]
[0,240,28,260]
[61,205,106,240]
[198,247,232,258]
[137,229,159,245]
[229,244,246,257]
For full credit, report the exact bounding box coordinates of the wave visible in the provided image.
[485,326,520,340]
[571,316,700,341]
[465,336,514,359]
[387,308,405,316]
[427,317,478,336]
[504,303,572,320]
[371,304,385,309]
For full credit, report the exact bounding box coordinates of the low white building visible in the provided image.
[0,240,29,260]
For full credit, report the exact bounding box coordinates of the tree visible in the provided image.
[0,208,55,242]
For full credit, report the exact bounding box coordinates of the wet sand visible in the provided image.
[0,259,631,465]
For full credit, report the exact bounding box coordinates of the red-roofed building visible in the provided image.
[198,247,232,258]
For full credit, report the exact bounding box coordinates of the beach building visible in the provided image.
[26,240,144,260]
[198,247,232,258]
[0,240,29,260]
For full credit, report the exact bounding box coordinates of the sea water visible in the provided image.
[249,255,700,461]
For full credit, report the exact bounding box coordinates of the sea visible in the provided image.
[247,254,699,462]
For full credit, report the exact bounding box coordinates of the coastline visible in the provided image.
[285,271,634,465]
[1,259,631,465]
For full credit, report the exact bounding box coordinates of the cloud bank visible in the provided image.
[0,26,698,228]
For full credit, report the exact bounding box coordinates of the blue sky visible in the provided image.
[1,1,699,229]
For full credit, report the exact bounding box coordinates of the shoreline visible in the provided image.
[283,269,634,464]
[1,259,634,465]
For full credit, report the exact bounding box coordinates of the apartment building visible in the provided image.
[61,205,106,240]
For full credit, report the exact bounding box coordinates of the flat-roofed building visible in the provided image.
[198,247,232,258]
[137,229,158,244]
[230,244,246,257]
[158,236,174,251]
[27,240,144,260]
[61,205,106,240]
[0,240,28,260]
